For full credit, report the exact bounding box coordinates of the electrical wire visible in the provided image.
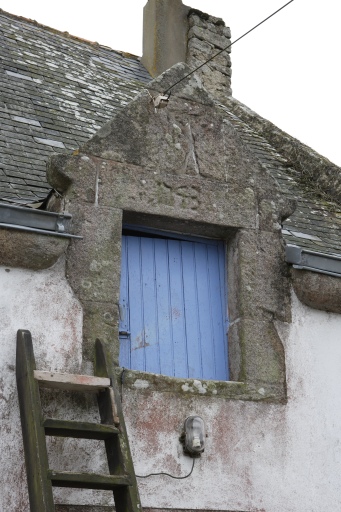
[136,458,195,479]
[163,0,295,95]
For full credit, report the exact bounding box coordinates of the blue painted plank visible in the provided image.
[207,244,228,380]
[126,236,145,372]
[119,234,228,380]
[181,241,202,379]
[154,239,174,377]
[194,242,215,379]
[119,236,131,369]
[168,240,188,378]
[140,238,160,374]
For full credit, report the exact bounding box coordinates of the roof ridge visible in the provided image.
[0,8,141,61]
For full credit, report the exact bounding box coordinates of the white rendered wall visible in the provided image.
[124,291,341,512]
[0,260,84,510]
[1,261,341,512]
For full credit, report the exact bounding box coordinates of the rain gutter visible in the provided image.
[0,203,82,239]
[285,244,341,278]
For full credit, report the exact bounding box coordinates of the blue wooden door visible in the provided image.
[119,234,228,380]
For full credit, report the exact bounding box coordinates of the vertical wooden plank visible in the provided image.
[140,238,160,374]
[207,243,228,380]
[95,339,142,512]
[154,238,174,377]
[16,329,55,512]
[218,241,229,380]
[194,242,216,379]
[167,240,188,378]
[119,233,229,381]
[181,241,202,379]
[127,236,145,372]
[119,236,131,369]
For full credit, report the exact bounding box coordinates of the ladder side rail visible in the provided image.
[16,329,55,512]
[95,339,142,512]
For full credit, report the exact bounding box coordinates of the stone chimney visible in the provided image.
[141,0,232,100]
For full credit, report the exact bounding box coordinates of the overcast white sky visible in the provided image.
[2,0,341,167]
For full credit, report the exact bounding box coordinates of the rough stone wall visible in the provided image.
[187,10,232,102]
[47,63,293,403]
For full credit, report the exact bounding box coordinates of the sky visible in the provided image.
[1,0,341,167]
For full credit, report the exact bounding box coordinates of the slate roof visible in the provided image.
[0,9,340,259]
[0,9,150,204]
[218,103,341,257]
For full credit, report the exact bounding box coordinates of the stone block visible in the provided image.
[228,230,291,324]
[84,92,152,165]
[229,317,286,394]
[82,300,120,364]
[188,25,231,52]
[188,13,231,38]
[66,205,122,303]
[47,153,97,203]
[0,228,69,270]
[98,162,257,230]
[292,268,341,314]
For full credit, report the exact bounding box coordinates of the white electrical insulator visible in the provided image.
[147,90,170,113]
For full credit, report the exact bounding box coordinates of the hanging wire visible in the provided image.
[136,458,195,479]
[163,0,295,95]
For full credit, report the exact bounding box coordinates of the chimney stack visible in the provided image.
[141,0,190,78]
[141,0,232,100]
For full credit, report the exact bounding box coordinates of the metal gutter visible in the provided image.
[285,244,341,278]
[0,203,82,239]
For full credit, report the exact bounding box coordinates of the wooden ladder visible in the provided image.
[16,329,141,512]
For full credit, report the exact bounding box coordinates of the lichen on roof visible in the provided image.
[217,101,341,257]
[0,9,339,259]
[0,9,150,204]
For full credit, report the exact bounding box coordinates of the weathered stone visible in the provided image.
[257,196,296,233]
[188,25,231,52]
[65,205,122,303]
[292,268,341,314]
[147,62,215,106]
[188,13,232,38]
[82,300,120,364]
[53,67,293,402]
[187,37,231,69]
[98,162,257,229]
[228,229,292,324]
[229,317,286,396]
[83,95,150,166]
[0,228,68,270]
[46,153,73,193]
[47,153,97,202]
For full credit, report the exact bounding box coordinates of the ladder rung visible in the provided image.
[34,370,111,392]
[48,470,132,490]
[43,419,119,439]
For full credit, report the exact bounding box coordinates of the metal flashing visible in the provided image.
[285,244,341,277]
[0,203,82,239]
